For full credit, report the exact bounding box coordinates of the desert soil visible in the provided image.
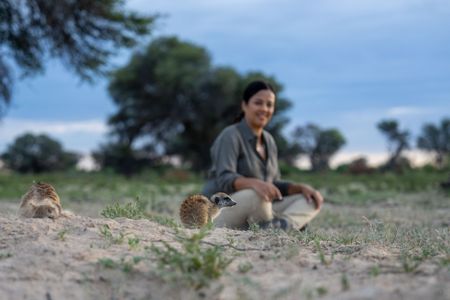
[0,198,449,300]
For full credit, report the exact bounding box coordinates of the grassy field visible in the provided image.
[0,168,449,299]
[1,167,447,203]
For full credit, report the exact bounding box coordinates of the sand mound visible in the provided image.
[0,215,448,300]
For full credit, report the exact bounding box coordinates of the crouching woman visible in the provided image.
[202,80,323,230]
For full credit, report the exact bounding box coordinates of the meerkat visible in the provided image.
[19,182,71,219]
[179,192,236,228]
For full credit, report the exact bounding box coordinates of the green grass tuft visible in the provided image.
[100,197,148,219]
[149,225,233,289]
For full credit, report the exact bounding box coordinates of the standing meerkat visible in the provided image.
[19,182,71,219]
[179,192,236,228]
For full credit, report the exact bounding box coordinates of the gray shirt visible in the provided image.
[202,119,291,197]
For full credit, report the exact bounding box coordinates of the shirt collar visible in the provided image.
[237,118,268,142]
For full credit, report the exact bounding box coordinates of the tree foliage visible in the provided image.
[104,36,293,172]
[377,119,411,170]
[92,141,159,176]
[291,124,346,171]
[0,0,156,115]
[417,117,450,167]
[1,133,79,173]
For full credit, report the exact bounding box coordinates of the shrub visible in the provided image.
[1,133,78,173]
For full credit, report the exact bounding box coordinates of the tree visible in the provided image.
[417,118,450,168]
[291,124,346,171]
[344,156,374,175]
[0,0,156,115]
[92,141,160,176]
[377,119,410,170]
[1,133,79,173]
[104,36,293,172]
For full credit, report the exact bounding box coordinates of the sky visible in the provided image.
[1,0,449,166]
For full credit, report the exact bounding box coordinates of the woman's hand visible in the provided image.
[234,177,282,202]
[252,180,282,202]
[289,183,324,209]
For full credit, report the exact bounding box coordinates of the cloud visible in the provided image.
[0,118,107,137]
[294,149,434,169]
[329,149,434,168]
[386,106,434,117]
[0,118,108,153]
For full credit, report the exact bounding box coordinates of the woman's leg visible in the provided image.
[214,189,272,229]
[272,194,320,230]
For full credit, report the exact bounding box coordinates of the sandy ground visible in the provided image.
[0,200,449,300]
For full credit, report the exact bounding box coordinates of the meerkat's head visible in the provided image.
[209,192,236,208]
[31,202,61,219]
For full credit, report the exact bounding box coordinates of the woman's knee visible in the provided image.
[231,189,273,222]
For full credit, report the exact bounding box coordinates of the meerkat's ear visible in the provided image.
[212,195,220,205]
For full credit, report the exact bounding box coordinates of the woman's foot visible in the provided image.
[257,217,292,231]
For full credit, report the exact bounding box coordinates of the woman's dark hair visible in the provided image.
[234,80,276,123]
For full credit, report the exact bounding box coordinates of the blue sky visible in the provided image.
[1,0,449,165]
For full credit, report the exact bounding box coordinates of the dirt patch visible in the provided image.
[0,209,449,300]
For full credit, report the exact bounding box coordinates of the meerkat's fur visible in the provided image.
[19,182,72,219]
[179,192,236,228]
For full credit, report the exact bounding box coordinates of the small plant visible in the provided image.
[121,256,143,273]
[290,229,325,245]
[341,273,350,291]
[369,265,380,277]
[248,222,261,232]
[98,256,143,273]
[149,225,233,289]
[400,251,423,273]
[101,197,148,219]
[0,252,12,260]
[57,229,68,241]
[440,255,450,268]
[98,258,116,269]
[128,236,140,250]
[99,224,124,245]
[314,239,332,266]
[335,232,360,245]
[238,262,253,274]
[316,286,328,296]
[101,197,180,229]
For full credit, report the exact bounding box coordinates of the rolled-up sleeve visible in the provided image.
[267,134,292,196]
[211,128,242,193]
[273,180,292,196]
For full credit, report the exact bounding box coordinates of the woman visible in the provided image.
[203,80,323,230]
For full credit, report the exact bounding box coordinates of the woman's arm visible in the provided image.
[234,177,282,202]
[211,128,242,193]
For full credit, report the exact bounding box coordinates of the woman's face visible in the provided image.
[242,89,276,130]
